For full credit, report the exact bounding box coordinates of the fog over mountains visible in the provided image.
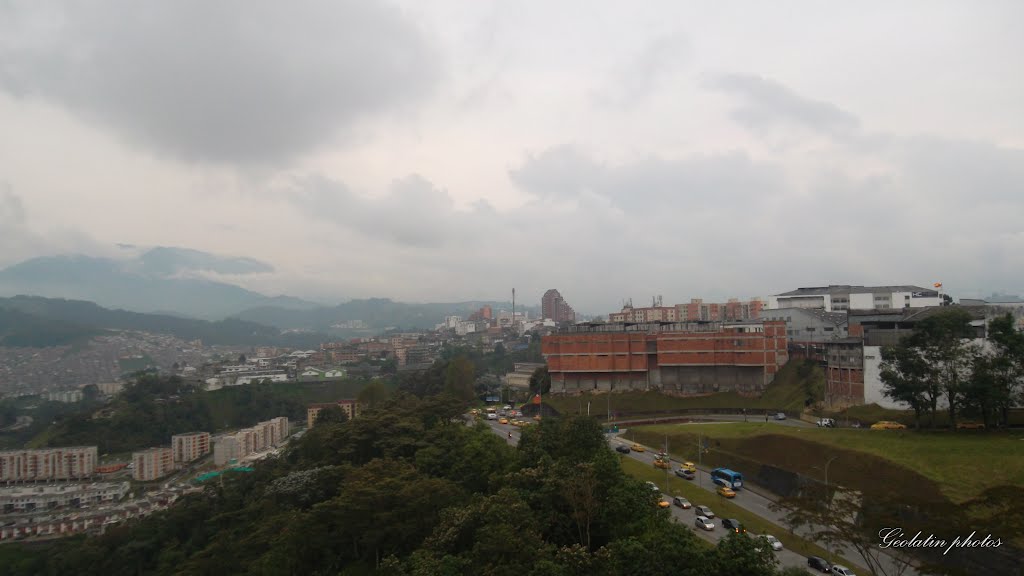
[0,247,535,337]
[0,247,320,320]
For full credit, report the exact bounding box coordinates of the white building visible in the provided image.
[768,285,945,312]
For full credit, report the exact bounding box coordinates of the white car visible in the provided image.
[695,516,715,531]
[832,566,856,576]
[759,534,783,551]
[645,481,660,493]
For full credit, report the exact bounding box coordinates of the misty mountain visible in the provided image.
[0,250,321,319]
[0,296,329,348]
[233,298,541,332]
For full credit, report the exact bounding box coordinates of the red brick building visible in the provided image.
[542,321,787,395]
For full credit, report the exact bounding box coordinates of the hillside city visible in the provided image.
[2,3,1023,574]
[1,283,1023,575]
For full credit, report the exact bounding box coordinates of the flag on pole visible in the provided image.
[532,394,541,405]
[934,282,943,288]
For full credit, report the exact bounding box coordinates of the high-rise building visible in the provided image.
[0,447,98,481]
[171,432,211,464]
[542,289,576,323]
[132,447,175,482]
[307,401,360,428]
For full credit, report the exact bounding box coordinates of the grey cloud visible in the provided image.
[711,74,859,135]
[597,31,691,106]
[510,145,784,216]
[295,174,472,248]
[0,1,439,164]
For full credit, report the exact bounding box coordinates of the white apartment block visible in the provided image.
[0,447,98,482]
[0,482,130,512]
[213,417,290,466]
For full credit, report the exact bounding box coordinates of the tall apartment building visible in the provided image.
[307,401,360,428]
[213,416,290,466]
[0,447,98,482]
[171,432,211,464]
[132,447,175,482]
[542,289,576,323]
[542,321,787,395]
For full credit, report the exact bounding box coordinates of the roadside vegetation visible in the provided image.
[618,457,865,573]
[0,385,792,575]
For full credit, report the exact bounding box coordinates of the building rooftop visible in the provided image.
[775,285,933,297]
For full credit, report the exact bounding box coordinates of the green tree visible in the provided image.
[879,345,932,429]
[529,366,551,395]
[444,356,477,401]
[315,404,349,426]
[968,314,1024,426]
[358,380,392,409]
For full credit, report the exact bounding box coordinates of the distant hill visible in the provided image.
[0,250,321,319]
[0,306,102,347]
[233,298,542,331]
[0,296,328,348]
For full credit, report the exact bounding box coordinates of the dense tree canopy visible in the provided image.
[3,387,793,575]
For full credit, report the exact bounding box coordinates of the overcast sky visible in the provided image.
[1,0,1022,313]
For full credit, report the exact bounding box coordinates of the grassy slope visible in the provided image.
[544,359,816,416]
[619,457,866,573]
[630,422,1024,504]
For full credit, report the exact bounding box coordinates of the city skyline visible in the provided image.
[1,1,1023,312]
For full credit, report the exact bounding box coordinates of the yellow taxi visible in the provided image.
[680,461,696,473]
[498,418,509,425]
[657,498,671,509]
[630,443,645,452]
[717,486,737,498]
[653,458,670,469]
[870,420,906,430]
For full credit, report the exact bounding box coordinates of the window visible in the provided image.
[805,327,816,332]
[824,327,834,332]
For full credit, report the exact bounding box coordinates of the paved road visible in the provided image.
[481,417,919,576]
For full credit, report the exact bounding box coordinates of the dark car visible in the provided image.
[615,445,631,454]
[807,556,832,573]
[721,518,745,533]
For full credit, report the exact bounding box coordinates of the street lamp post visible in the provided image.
[813,455,840,557]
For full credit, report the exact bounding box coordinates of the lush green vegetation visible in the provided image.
[630,421,1024,503]
[880,310,1024,429]
[1,393,790,576]
[544,359,820,417]
[26,374,377,453]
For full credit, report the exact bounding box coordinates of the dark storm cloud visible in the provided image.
[0,1,439,164]
[711,74,859,135]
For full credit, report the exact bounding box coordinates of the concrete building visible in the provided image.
[768,285,947,312]
[213,436,239,466]
[171,432,211,464]
[0,447,98,482]
[542,289,576,323]
[131,447,175,482]
[0,482,129,513]
[45,390,83,403]
[821,306,987,409]
[542,321,787,395]
[503,362,547,390]
[307,401,360,428]
[760,307,849,362]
